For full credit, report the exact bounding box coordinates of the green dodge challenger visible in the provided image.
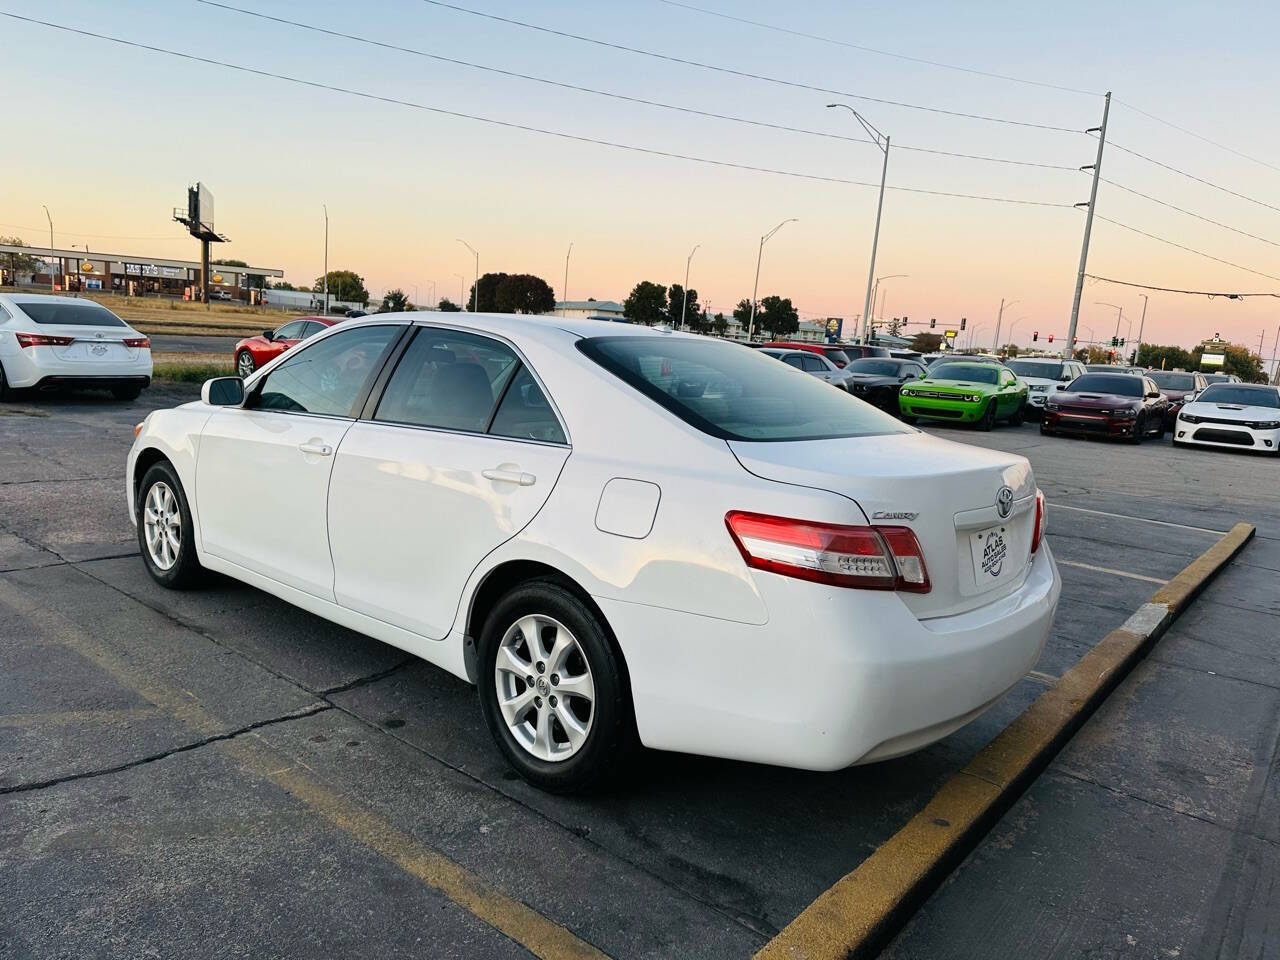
[898,359,1027,430]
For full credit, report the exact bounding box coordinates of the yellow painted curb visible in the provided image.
[757,521,1255,960]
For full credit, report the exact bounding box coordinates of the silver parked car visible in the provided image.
[760,348,851,390]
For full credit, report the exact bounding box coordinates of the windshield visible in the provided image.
[1197,385,1279,408]
[929,363,1000,385]
[578,336,911,441]
[1202,374,1229,384]
[847,359,901,376]
[1149,371,1195,390]
[1068,374,1142,397]
[15,299,127,327]
[1006,360,1064,379]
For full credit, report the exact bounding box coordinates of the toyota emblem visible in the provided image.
[996,486,1015,519]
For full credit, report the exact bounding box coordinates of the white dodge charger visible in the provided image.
[1174,382,1280,454]
[0,293,152,400]
[127,313,1060,791]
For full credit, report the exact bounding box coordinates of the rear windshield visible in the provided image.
[577,336,911,441]
[929,363,1000,385]
[1006,360,1064,379]
[822,348,850,366]
[1202,374,1229,384]
[847,358,901,376]
[1149,371,1195,390]
[1068,374,1142,396]
[14,299,127,327]
[1197,385,1279,408]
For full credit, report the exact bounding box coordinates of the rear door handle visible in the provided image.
[299,442,333,457]
[482,468,536,486]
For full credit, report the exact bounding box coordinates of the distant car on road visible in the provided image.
[1005,358,1088,418]
[898,359,1027,430]
[1174,383,1280,454]
[1147,370,1208,426]
[234,316,337,377]
[1041,372,1168,443]
[843,357,927,412]
[211,290,233,301]
[759,348,851,390]
[0,293,152,401]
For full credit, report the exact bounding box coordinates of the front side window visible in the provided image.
[577,336,909,442]
[783,354,805,369]
[374,328,520,433]
[253,325,397,416]
[275,320,307,340]
[300,321,327,339]
[16,299,126,327]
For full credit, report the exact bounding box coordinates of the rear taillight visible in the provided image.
[1031,490,1046,554]
[123,336,150,348]
[15,332,75,348]
[725,511,930,593]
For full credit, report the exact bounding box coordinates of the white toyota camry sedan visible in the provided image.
[1174,382,1280,454]
[127,313,1060,792]
[0,293,152,400]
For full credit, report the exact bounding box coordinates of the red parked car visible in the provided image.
[234,316,338,378]
[1041,372,1169,443]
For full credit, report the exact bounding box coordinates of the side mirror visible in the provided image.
[202,377,245,407]
[262,329,275,341]
[1055,383,1067,391]
[1146,391,1161,399]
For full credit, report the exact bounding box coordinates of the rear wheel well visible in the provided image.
[464,561,629,693]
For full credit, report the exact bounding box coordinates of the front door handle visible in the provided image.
[482,468,536,486]
[299,441,333,457]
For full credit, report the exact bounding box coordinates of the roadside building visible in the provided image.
[550,299,625,321]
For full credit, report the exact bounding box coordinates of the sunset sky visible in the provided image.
[2,0,1278,355]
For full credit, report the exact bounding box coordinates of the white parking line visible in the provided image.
[1056,559,1169,585]
[1051,503,1228,536]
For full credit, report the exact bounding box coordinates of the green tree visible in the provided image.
[666,283,703,329]
[495,274,556,314]
[466,272,508,312]
[711,312,729,337]
[313,270,369,305]
[436,297,462,312]
[1,236,45,285]
[757,295,799,338]
[1000,343,1021,357]
[270,280,298,291]
[732,298,754,335]
[909,332,943,353]
[1136,343,1195,371]
[380,288,412,312]
[212,258,249,267]
[623,281,668,325]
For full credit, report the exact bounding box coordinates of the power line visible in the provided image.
[1105,139,1280,216]
[414,0,1087,133]
[1112,98,1280,176]
[1097,177,1280,249]
[654,0,1099,97]
[197,0,1076,171]
[0,13,1074,208]
[1096,215,1280,283]
[1085,273,1280,298]
[0,222,189,241]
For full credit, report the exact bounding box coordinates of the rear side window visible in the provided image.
[783,354,804,369]
[276,320,307,340]
[253,325,398,416]
[577,336,909,442]
[489,366,566,444]
[16,300,125,327]
[300,321,326,339]
[801,355,825,372]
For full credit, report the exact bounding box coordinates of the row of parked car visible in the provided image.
[755,341,1279,456]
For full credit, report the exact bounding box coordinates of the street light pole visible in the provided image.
[322,204,329,316]
[457,239,479,312]
[747,218,797,341]
[680,243,700,330]
[42,205,55,292]
[1135,294,1148,366]
[1006,317,1026,352]
[1270,322,1280,384]
[827,103,889,343]
[992,298,1019,352]
[869,274,907,341]
[1096,302,1124,352]
[453,272,465,306]
[562,241,573,316]
[1066,91,1112,360]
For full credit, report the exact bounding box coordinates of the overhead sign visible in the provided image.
[824,317,843,342]
[1201,352,1226,368]
[943,329,958,338]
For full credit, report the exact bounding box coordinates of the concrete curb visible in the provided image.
[756,522,1256,960]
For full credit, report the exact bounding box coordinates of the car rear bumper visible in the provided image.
[899,395,986,422]
[32,374,151,392]
[2,347,153,388]
[600,544,1060,770]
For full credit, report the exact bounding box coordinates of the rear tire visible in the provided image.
[1009,399,1026,427]
[1039,423,1053,436]
[137,461,205,589]
[236,350,256,378]
[478,579,635,794]
[978,399,998,431]
[0,361,14,401]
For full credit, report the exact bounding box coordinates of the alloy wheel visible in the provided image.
[493,614,595,762]
[143,481,181,571]
[236,352,255,377]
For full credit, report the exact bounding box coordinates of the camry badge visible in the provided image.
[996,486,1014,520]
[872,510,919,521]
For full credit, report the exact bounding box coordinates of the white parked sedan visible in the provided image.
[1174,382,1280,454]
[0,293,152,400]
[127,313,1060,792]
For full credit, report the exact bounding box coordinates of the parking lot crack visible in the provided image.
[0,702,331,797]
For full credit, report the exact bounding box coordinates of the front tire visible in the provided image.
[1009,399,1026,426]
[236,350,256,378]
[478,579,634,793]
[1129,413,1146,445]
[137,461,204,589]
[978,399,998,431]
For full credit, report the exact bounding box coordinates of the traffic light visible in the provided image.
[1048,334,1055,343]
[1032,331,1039,342]
[1073,337,1078,345]
[930,318,936,328]
[1119,338,1126,346]
[1110,336,1119,347]
[960,317,967,331]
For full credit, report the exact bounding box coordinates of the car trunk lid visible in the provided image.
[728,432,1037,618]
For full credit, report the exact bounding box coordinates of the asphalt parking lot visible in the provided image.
[2,386,1276,959]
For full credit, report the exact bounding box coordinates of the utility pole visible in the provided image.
[680,243,700,329]
[747,219,797,341]
[1134,294,1148,366]
[827,103,888,343]
[1066,91,1111,360]
[562,241,573,316]
[457,240,479,312]
[42,205,55,292]
[322,204,329,316]
[453,272,465,306]
[1269,322,1280,384]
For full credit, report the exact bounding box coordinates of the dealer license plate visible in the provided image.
[970,525,1015,586]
